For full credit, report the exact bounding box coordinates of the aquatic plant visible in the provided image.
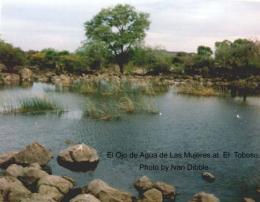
[19,97,63,113]
[72,75,169,96]
[119,96,135,113]
[177,83,221,96]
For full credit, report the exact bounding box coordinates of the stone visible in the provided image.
[0,176,31,202]
[1,73,20,85]
[202,172,215,183]
[20,193,56,202]
[153,181,176,200]
[243,198,256,202]
[14,142,53,166]
[138,188,163,202]
[6,163,48,187]
[37,175,74,201]
[52,74,71,87]
[0,151,17,168]
[19,68,33,82]
[70,194,101,202]
[57,144,99,172]
[85,179,133,202]
[134,176,153,193]
[189,192,220,202]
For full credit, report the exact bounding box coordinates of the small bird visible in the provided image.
[159,112,162,116]
[236,114,241,119]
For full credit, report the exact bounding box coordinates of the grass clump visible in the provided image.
[72,75,169,96]
[177,82,221,96]
[19,97,63,113]
[85,95,159,121]
[119,96,135,113]
[72,76,165,121]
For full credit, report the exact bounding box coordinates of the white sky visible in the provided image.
[0,0,260,52]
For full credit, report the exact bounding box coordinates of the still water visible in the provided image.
[0,83,259,202]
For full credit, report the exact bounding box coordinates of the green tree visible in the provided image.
[215,39,259,78]
[77,41,109,70]
[132,47,172,75]
[0,39,26,72]
[84,4,150,73]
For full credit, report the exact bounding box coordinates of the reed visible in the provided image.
[19,97,63,113]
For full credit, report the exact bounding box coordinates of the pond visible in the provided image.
[0,82,260,202]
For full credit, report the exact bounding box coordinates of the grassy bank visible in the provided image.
[177,82,223,96]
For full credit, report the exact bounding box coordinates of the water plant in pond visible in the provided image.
[72,76,169,96]
[19,97,63,113]
[119,97,135,113]
[177,82,222,97]
[85,95,158,121]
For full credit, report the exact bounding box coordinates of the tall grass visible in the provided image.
[71,76,164,120]
[72,76,169,96]
[19,97,63,113]
[177,82,222,96]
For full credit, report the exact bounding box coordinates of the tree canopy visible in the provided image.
[84,4,150,73]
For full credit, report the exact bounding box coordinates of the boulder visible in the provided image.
[138,188,163,202]
[202,172,215,183]
[0,151,17,168]
[0,63,7,72]
[243,198,255,202]
[57,144,99,172]
[20,193,56,202]
[189,192,220,202]
[6,163,48,188]
[70,194,101,202]
[14,142,53,166]
[1,73,20,85]
[85,179,133,202]
[134,176,153,193]
[52,74,71,87]
[37,175,74,201]
[0,176,31,202]
[153,181,176,200]
[19,68,33,82]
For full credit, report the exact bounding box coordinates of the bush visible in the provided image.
[0,39,26,72]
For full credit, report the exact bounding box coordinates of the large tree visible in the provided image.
[84,4,150,73]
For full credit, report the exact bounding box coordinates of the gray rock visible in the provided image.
[85,179,133,202]
[202,172,215,183]
[138,188,163,202]
[189,192,220,202]
[70,194,101,202]
[1,73,20,85]
[14,142,53,166]
[0,176,31,202]
[19,68,33,82]
[153,181,176,200]
[52,74,71,87]
[134,176,153,193]
[0,151,17,168]
[6,163,48,187]
[243,198,256,202]
[20,193,56,202]
[58,144,99,172]
[37,175,74,201]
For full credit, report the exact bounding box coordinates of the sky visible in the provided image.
[0,0,260,52]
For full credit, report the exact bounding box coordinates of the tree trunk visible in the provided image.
[119,63,124,74]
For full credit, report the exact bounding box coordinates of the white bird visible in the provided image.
[159,112,162,116]
[236,114,241,119]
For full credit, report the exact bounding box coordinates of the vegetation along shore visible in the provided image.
[0,4,259,101]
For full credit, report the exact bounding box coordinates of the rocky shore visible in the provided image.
[0,142,258,202]
[0,67,260,98]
